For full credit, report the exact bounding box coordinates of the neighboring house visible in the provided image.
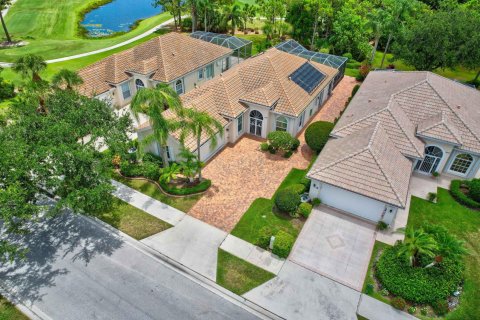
[138,47,339,162]
[77,32,233,108]
[308,71,480,225]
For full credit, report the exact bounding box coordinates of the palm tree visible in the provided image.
[23,79,51,114]
[0,0,12,43]
[130,83,181,167]
[177,107,223,180]
[397,227,438,267]
[241,4,257,31]
[13,54,47,82]
[52,69,83,90]
[223,3,242,35]
[160,163,181,184]
[367,8,387,64]
[178,147,203,183]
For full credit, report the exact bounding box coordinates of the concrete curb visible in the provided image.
[0,284,50,320]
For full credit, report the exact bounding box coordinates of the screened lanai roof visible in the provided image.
[276,40,347,70]
[190,31,252,59]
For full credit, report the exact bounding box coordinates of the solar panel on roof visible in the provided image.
[289,62,326,94]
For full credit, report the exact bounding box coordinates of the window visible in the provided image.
[276,116,288,131]
[206,64,214,79]
[309,108,313,117]
[298,111,305,128]
[135,79,145,91]
[222,58,229,72]
[120,82,131,100]
[175,79,184,95]
[449,153,473,175]
[198,68,204,80]
[166,146,171,160]
[237,114,243,133]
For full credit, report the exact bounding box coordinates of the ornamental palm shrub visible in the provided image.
[396,227,438,267]
[305,121,334,153]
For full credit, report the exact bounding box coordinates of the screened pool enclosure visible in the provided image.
[190,31,252,65]
[276,40,348,87]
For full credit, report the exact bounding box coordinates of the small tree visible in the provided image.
[13,54,47,82]
[396,227,438,267]
[0,0,12,43]
[52,69,84,90]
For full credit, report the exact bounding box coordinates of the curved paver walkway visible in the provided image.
[0,16,177,67]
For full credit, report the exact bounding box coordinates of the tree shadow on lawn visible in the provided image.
[0,207,123,305]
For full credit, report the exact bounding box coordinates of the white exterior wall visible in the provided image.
[292,84,329,136]
[309,180,394,223]
[193,128,227,162]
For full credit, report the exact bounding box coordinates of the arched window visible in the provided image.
[276,116,288,131]
[175,79,184,95]
[449,153,474,175]
[250,110,263,120]
[135,79,145,91]
[416,146,444,174]
[425,146,443,158]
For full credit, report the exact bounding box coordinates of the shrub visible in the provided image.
[274,188,301,213]
[359,63,371,79]
[391,297,406,310]
[297,202,312,218]
[376,221,388,231]
[142,162,161,181]
[376,245,464,304]
[159,179,211,195]
[380,288,389,296]
[267,131,297,152]
[268,144,276,154]
[257,226,274,249]
[432,171,440,177]
[432,300,449,316]
[450,180,480,208]
[299,177,311,189]
[290,138,300,151]
[408,306,416,314]
[468,178,480,202]
[304,121,334,153]
[311,198,321,206]
[342,53,353,60]
[286,184,306,195]
[420,307,428,316]
[272,230,294,258]
[0,80,15,100]
[427,192,437,202]
[120,161,144,177]
[260,142,269,151]
[283,150,293,158]
[351,84,360,97]
[143,152,163,166]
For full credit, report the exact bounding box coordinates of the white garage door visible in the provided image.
[311,182,385,222]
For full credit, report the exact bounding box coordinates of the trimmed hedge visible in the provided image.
[297,202,312,218]
[159,179,211,195]
[120,161,161,181]
[272,230,294,258]
[450,180,480,208]
[257,226,273,249]
[468,178,480,202]
[267,131,299,152]
[304,121,334,153]
[376,244,463,304]
[286,183,306,195]
[274,188,301,213]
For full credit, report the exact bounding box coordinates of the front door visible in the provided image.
[249,110,263,136]
[415,146,443,174]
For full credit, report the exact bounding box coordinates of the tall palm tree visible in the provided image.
[367,8,387,64]
[52,69,83,90]
[12,54,47,82]
[130,83,181,167]
[177,107,223,180]
[0,0,12,43]
[397,227,438,267]
[223,3,242,35]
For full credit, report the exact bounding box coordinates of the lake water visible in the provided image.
[81,0,161,37]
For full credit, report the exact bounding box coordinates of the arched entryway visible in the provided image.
[249,110,263,136]
[416,146,443,174]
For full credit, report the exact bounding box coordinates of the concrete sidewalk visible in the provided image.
[220,235,285,275]
[111,179,185,226]
[358,294,418,320]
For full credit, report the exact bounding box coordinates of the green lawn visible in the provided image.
[407,188,480,320]
[0,0,171,62]
[0,295,28,320]
[216,249,275,295]
[236,33,267,56]
[231,168,307,245]
[113,174,202,213]
[95,197,171,240]
[362,241,391,304]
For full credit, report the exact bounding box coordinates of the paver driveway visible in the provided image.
[188,76,358,231]
[289,206,376,291]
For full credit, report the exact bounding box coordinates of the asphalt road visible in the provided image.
[0,212,260,320]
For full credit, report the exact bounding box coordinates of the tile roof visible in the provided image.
[417,111,463,145]
[77,33,232,97]
[334,71,480,154]
[308,123,412,208]
[180,47,338,118]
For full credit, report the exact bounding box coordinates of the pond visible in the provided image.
[81,0,162,37]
